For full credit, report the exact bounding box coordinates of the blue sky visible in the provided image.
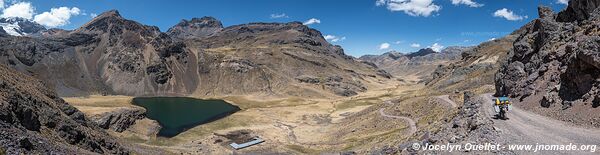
[2,0,571,57]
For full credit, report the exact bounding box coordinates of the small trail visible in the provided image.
[435,95,457,108]
[378,108,417,135]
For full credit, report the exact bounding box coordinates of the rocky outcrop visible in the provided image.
[556,0,600,22]
[93,107,147,132]
[495,0,600,126]
[423,92,506,154]
[0,64,128,154]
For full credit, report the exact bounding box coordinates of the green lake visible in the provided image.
[132,97,240,137]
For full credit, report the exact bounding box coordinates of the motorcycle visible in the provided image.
[493,97,511,120]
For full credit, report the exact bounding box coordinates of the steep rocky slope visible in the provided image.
[0,10,387,97]
[424,36,517,94]
[359,47,470,80]
[495,0,600,127]
[0,64,128,154]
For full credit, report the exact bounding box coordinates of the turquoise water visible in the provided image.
[132,97,240,137]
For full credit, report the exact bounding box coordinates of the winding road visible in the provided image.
[480,94,600,155]
[378,108,417,135]
[378,95,458,136]
[436,95,457,108]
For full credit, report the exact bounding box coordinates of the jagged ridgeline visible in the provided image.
[0,10,390,97]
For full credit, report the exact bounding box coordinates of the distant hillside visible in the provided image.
[359,47,471,81]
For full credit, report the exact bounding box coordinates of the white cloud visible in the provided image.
[488,38,496,41]
[428,43,444,52]
[1,2,35,19]
[376,0,441,17]
[379,42,391,50]
[90,13,98,18]
[557,0,569,5]
[410,43,421,48]
[451,0,483,7]
[270,13,288,19]
[303,18,321,25]
[324,35,346,42]
[493,8,527,21]
[0,0,4,10]
[394,40,404,44]
[33,7,80,27]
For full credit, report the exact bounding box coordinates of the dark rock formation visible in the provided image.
[406,48,436,59]
[495,0,600,127]
[93,107,147,132]
[556,0,600,22]
[0,64,128,154]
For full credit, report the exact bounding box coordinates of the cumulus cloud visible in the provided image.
[410,43,421,48]
[428,43,444,52]
[90,13,98,18]
[488,38,496,41]
[1,2,35,19]
[376,0,441,17]
[324,35,346,42]
[34,7,80,27]
[394,40,404,44]
[379,42,391,50]
[0,0,4,9]
[451,0,483,7]
[493,8,527,21]
[270,13,288,19]
[557,0,569,5]
[303,18,321,25]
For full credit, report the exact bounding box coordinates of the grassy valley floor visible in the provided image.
[62,79,463,154]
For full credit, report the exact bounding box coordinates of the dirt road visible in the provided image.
[436,95,457,108]
[481,94,600,155]
[378,108,417,135]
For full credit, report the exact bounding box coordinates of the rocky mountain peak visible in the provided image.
[167,16,223,39]
[76,9,161,37]
[0,17,47,36]
[406,48,436,59]
[98,10,122,18]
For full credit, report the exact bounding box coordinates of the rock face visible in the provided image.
[495,0,600,127]
[0,10,386,97]
[0,64,128,154]
[359,47,470,79]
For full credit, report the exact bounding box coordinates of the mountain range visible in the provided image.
[0,10,389,98]
[359,46,472,81]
